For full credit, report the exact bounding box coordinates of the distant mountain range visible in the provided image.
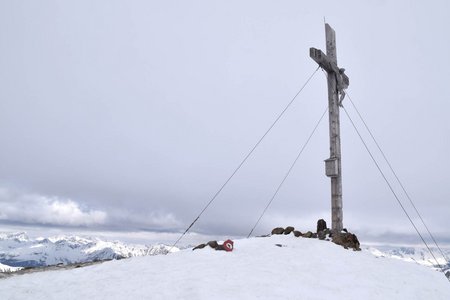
[366,245,450,275]
[0,232,178,270]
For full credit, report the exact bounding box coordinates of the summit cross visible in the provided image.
[310,23,349,232]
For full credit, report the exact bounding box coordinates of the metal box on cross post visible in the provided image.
[324,158,338,177]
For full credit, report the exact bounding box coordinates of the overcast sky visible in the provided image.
[0,0,449,245]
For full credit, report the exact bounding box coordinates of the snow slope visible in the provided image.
[1,235,449,300]
[0,232,177,269]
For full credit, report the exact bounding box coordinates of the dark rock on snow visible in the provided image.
[207,241,219,249]
[303,231,313,238]
[316,219,327,233]
[332,232,361,251]
[215,244,225,251]
[293,230,302,237]
[271,227,285,235]
[284,226,295,235]
[192,244,207,251]
[318,231,326,240]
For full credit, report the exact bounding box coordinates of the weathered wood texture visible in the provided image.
[310,23,347,232]
[326,24,343,232]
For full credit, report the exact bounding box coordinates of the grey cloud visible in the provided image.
[0,187,107,226]
[0,186,182,230]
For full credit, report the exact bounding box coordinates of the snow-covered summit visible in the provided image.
[0,232,29,243]
[1,235,449,299]
[0,232,177,269]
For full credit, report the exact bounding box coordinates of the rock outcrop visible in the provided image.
[316,219,327,233]
[331,232,361,251]
[284,226,295,235]
[268,219,361,251]
[293,230,302,237]
[271,227,285,235]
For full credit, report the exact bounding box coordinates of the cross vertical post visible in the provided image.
[310,23,349,232]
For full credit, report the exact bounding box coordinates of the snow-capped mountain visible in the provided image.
[0,262,23,273]
[0,232,178,270]
[366,245,450,274]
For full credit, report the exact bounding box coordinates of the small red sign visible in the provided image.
[223,239,234,252]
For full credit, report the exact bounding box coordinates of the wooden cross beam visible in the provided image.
[310,47,349,96]
[310,23,349,232]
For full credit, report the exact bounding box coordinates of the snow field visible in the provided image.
[1,235,449,299]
